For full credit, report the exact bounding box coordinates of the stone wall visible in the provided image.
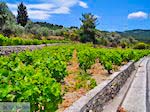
[0,44,58,56]
[64,62,135,112]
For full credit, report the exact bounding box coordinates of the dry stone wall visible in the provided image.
[0,44,58,56]
[64,62,135,112]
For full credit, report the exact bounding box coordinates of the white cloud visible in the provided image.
[128,11,148,19]
[50,7,70,14]
[27,4,55,10]
[11,9,51,20]
[79,1,88,8]
[7,0,88,20]
[52,0,79,7]
[94,15,101,19]
[28,10,51,20]
[7,4,17,9]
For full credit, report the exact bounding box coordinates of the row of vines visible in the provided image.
[0,34,69,46]
[0,44,149,111]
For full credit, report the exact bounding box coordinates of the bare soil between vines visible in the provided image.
[57,50,112,112]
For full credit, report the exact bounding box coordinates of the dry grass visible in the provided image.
[58,49,87,112]
[117,107,127,112]
[47,36,65,40]
[87,59,108,84]
[58,50,110,112]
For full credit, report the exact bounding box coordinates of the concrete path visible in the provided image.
[103,57,150,112]
[146,59,150,112]
[121,57,149,112]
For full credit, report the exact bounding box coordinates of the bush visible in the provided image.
[37,27,49,37]
[134,42,149,49]
[63,29,79,41]
[25,22,51,39]
[2,23,25,37]
[120,38,130,48]
[96,37,109,46]
[54,29,66,36]
[76,72,97,90]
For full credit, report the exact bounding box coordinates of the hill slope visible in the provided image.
[117,29,150,43]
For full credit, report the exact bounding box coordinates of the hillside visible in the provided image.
[34,22,64,30]
[0,2,146,47]
[117,29,150,43]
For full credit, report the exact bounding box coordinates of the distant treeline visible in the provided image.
[34,22,64,30]
[35,22,79,30]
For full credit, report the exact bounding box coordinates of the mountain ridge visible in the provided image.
[117,29,150,43]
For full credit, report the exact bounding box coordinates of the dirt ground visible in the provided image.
[57,50,109,112]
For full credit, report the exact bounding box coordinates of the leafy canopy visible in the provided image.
[80,13,98,44]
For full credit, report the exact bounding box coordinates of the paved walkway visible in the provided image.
[146,59,150,112]
[121,57,150,112]
[103,57,150,112]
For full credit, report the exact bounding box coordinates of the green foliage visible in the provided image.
[2,23,25,37]
[133,42,149,49]
[38,27,49,37]
[0,2,16,30]
[80,13,98,44]
[17,2,28,27]
[97,37,109,46]
[0,34,69,46]
[0,2,7,30]
[0,45,75,111]
[63,29,80,41]
[120,38,130,48]
[0,44,149,111]
[0,2,26,37]
[0,57,62,111]
[25,21,59,39]
[35,22,64,30]
[118,29,150,43]
[76,72,97,90]
[75,45,150,73]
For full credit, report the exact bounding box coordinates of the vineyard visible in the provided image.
[0,34,69,46]
[0,44,150,111]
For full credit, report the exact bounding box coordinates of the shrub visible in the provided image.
[134,42,149,49]
[37,27,49,37]
[97,37,109,46]
[120,38,130,48]
[76,72,97,90]
[2,23,25,37]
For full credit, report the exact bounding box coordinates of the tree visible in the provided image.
[80,13,98,44]
[0,2,8,30]
[17,2,28,27]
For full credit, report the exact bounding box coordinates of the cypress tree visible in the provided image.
[17,2,28,27]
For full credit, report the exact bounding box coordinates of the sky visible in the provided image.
[2,0,150,31]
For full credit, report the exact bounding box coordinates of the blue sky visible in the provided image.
[3,0,150,31]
